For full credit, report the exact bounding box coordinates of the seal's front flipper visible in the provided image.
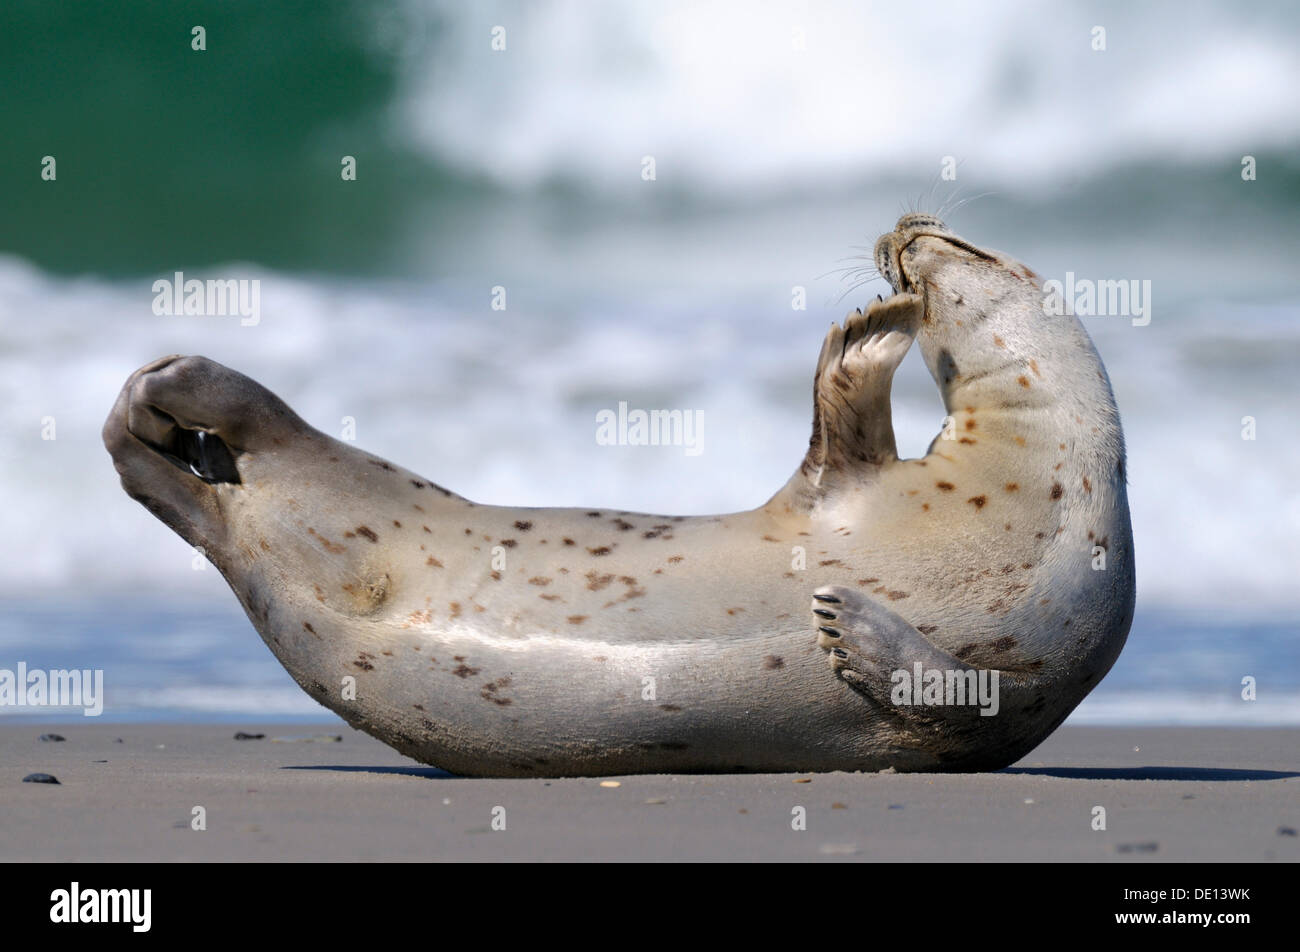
[810,584,1039,728]
[802,293,922,486]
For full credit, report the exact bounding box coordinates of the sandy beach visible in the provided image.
[2,723,1295,862]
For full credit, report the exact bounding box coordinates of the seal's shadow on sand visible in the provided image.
[284,765,457,779]
[1003,766,1299,781]
[283,765,1299,782]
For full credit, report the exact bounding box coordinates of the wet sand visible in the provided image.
[2,724,1296,861]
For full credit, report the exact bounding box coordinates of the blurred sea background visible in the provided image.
[0,0,1296,724]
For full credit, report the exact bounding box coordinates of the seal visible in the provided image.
[103,214,1134,776]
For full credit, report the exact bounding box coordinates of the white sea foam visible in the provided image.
[391,0,1300,196]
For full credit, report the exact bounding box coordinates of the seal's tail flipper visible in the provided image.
[801,294,922,487]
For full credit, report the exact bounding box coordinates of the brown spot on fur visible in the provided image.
[857,577,879,586]
[562,538,575,546]
[1005,482,1019,492]
[968,495,987,509]
[426,556,443,568]
[480,676,513,706]
[539,593,561,601]
[993,335,1006,348]
[727,607,744,616]
[819,559,843,567]
[922,503,930,511]
[449,602,461,619]
[959,437,977,444]
[587,546,612,556]
[873,586,910,600]
[586,511,602,518]
[611,518,635,531]
[762,534,780,542]
[567,615,588,625]
[410,480,425,489]
[936,481,955,492]
[302,622,318,637]
[1050,482,1063,500]
[667,556,684,564]
[514,520,533,532]
[412,704,424,711]
[954,644,979,660]
[659,704,682,712]
[489,570,501,581]
[586,572,615,591]
[1030,359,1041,378]
[763,655,785,670]
[528,576,551,586]
[353,659,375,671]
[964,418,977,431]
[368,459,395,472]
[1017,375,1030,388]
[1082,476,1092,493]
[258,538,270,552]
[992,636,1017,651]
[452,663,480,678]
[499,538,517,548]
[1014,435,1026,447]
[354,526,378,543]
[917,624,938,635]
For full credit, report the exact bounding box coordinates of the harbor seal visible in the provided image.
[103,214,1134,776]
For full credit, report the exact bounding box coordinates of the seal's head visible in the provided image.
[873,213,1113,428]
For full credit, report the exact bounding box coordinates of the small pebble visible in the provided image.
[233,731,265,740]
[831,802,847,810]
[39,733,65,742]
[23,773,60,785]
[818,843,859,856]
[599,780,621,788]
[644,797,667,805]
[1024,798,1035,804]
[793,777,811,784]
[1278,827,1297,837]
